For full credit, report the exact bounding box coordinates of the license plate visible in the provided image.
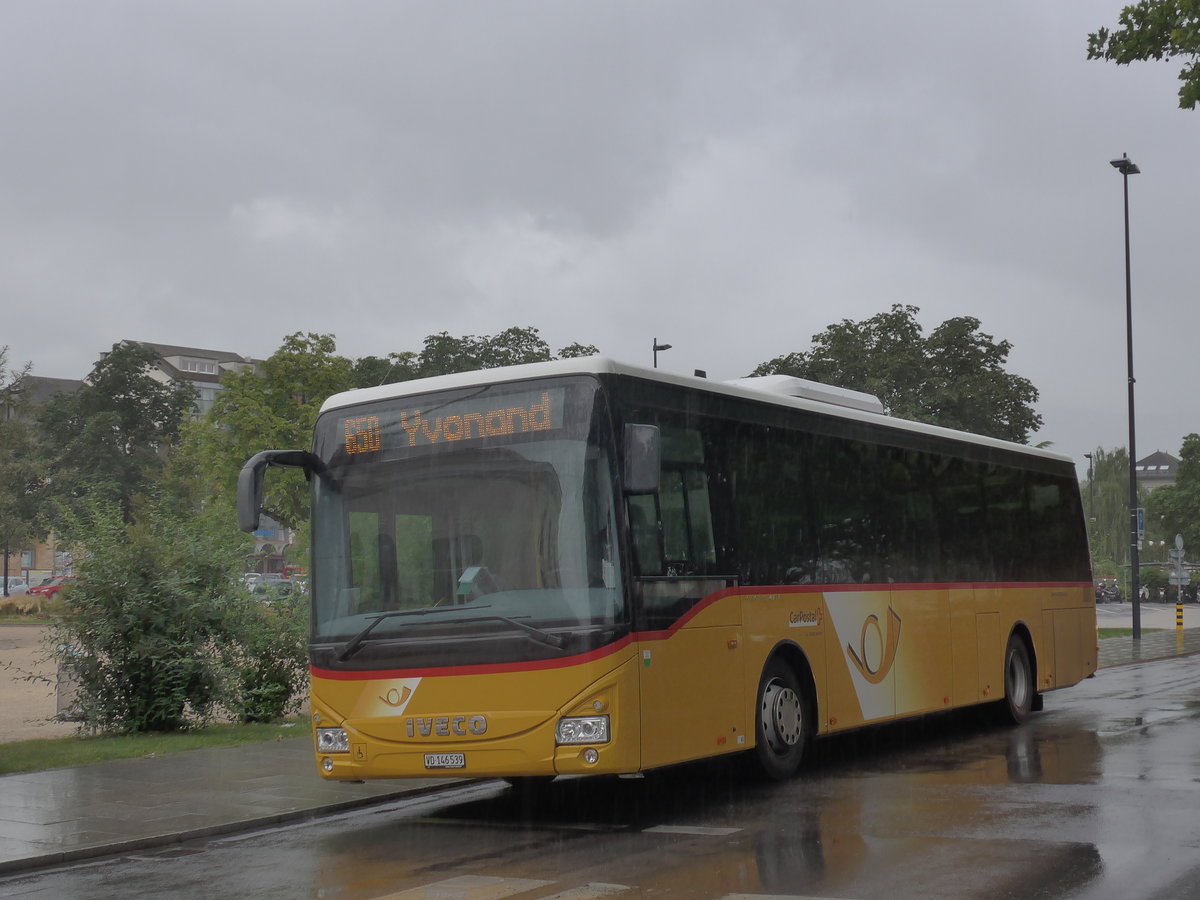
[424,753,466,770]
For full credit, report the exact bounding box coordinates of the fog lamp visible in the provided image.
[556,715,609,745]
[316,727,350,753]
[322,757,334,773]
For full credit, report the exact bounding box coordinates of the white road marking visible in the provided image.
[535,883,633,898]
[642,824,742,836]
[378,874,554,899]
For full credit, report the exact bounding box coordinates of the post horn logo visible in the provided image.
[380,685,413,707]
[846,606,902,684]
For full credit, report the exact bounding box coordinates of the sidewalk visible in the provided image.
[0,737,461,876]
[2,627,1199,878]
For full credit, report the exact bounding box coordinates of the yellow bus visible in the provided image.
[238,358,1095,782]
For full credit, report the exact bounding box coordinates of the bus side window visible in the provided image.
[625,421,720,579]
[628,494,664,576]
[660,470,689,563]
[685,468,716,567]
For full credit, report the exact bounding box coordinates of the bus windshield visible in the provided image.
[309,378,623,664]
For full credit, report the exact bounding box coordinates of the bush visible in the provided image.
[223,584,309,723]
[50,496,242,733]
[50,493,314,733]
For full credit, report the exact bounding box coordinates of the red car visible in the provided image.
[28,576,76,599]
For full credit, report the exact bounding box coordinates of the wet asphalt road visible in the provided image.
[5,654,1200,900]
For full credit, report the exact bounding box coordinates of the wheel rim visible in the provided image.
[1007,650,1029,709]
[761,678,803,752]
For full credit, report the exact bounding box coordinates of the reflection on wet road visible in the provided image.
[7,656,1200,899]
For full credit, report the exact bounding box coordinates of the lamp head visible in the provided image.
[1110,155,1141,175]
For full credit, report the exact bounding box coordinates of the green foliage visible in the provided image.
[415,325,554,376]
[49,492,310,733]
[204,333,353,529]
[347,330,600,390]
[222,585,309,724]
[0,720,306,776]
[1146,433,1200,549]
[35,341,196,529]
[0,349,43,585]
[350,352,420,389]
[557,342,601,359]
[50,495,243,733]
[752,305,1043,442]
[1082,447,1141,567]
[1088,1,1200,109]
[1140,562,1169,596]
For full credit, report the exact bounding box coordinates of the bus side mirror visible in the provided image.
[237,450,323,532]
[623,424,661,494]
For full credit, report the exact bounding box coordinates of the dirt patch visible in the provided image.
[0,624,78,743]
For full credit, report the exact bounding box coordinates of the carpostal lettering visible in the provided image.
[788,609,822,628]
[406,715,488,737]
[399,392,554,447]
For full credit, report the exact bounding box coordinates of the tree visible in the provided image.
[751,305,1043,442]
[351,329,599,389]
[414,326,553,377]
[1147,433,1200,551]
[202,333,353,530]
[0,349,42,595]
[557,342,601,358]
[1087,2,1200,109]
[349,352,420,389]
[1082,446,1142,574]
[35,342,196,528]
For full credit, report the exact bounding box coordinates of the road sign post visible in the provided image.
[1170,535,1187,632]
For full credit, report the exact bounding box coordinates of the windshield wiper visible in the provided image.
[468,615,567,651]
[337,609,430,662]
[336,607,565,662]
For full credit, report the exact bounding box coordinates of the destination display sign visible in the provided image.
[340,388,565,457]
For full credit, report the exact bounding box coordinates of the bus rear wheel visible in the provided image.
[753,657,812,780]
[1000,634,1034,725]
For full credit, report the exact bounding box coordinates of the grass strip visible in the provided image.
[1098,627,1165,639]
[0,718,307,776]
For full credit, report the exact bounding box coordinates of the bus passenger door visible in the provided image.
[625,424,746,769]
[635,578,745,770]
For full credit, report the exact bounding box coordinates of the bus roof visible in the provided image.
[319,356,1073,465]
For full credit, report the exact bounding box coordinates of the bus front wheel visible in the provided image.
[1000,634,1034,725]
[753,657,812,780]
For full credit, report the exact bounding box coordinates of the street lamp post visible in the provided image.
[1110,152,1141,639]
[1085,452,1095,557]
[652,338,672,369]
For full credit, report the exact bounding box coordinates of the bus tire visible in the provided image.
[1000,633,1034,725]
[753,656,812,780]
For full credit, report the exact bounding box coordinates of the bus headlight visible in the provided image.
[316,727,350,753]
[556,715,610,745]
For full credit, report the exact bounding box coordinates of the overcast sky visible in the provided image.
[2,2,1196,470]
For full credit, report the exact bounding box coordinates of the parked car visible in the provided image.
[28,575,76,599]
[249,577,292,603]
[1,577,28,595]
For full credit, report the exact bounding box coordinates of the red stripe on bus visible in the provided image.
[311,580,1092,681]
